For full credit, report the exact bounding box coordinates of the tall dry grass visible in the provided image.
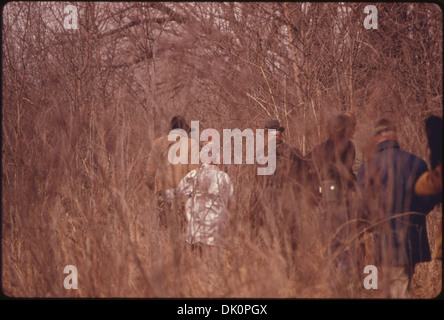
[2,92,441,299]
[2,1,441,299]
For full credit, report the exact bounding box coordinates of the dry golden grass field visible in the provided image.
[1,2,442,300]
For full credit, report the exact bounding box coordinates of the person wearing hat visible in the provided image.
[250,119,313,269]
[357,118,435,298]
[252,118,308,198]
[146,115,199,230]
[262,118,308,172]
[264,119,286,133]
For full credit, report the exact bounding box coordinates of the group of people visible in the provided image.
[146,113,442,298]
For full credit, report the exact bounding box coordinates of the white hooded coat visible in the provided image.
[176,163,234,247]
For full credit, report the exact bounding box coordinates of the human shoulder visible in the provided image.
[186,168,199,178]
[278,142,302,159]
[313,139,332,155]
[178,168,198,188]
[403,149,428,168]
[148,136,167,160]
[391,148,428,179]
[217,170,231,182]
[310,142,324,159]
[152,134,169,147]
[216,170,234,196]
[290,144,305,159]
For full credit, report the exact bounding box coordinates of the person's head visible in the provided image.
[327,113,355,141]
[374,118,398,143]
[171,115,190,132]
[425,115,442,169]
[264,119,284,141]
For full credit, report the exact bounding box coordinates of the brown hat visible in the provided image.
[374,118,397,136]
[264,119,285,132]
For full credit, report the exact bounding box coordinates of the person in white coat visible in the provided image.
[176,137,234,262]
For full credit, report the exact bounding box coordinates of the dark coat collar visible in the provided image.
[377,139,400,153]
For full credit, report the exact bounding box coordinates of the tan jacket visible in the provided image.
[414,164,442,197]
[147,129,198,193]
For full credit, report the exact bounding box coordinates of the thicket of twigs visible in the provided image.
[2,2,441,298]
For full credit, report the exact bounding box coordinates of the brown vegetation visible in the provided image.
[2,2,441,298]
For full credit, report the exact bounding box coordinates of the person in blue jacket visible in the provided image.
[357,118,435,298]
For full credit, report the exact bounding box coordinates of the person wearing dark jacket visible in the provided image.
[249,119,315,270]
[357,118,435,298]
[311,112,357,201]
[309,112,358,288]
